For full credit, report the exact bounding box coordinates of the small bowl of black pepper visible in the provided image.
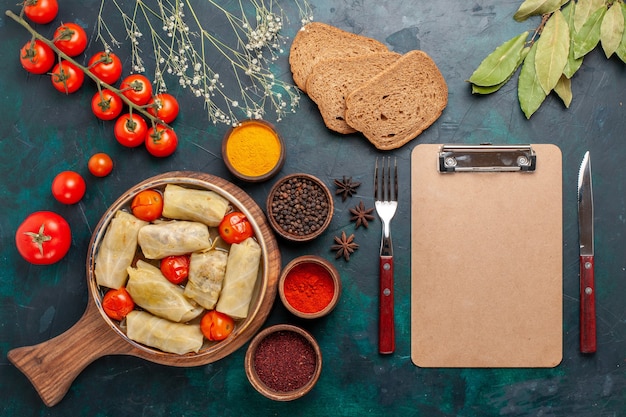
[266,173,334,242]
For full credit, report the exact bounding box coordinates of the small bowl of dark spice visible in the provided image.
[266,173,334,242]
[245,324,322,401]
[279,255,341,319]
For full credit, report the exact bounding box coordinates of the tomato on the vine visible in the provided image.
[23,0,59,24]
[147,93,179,124]
[200,310,235,341]
[120,74,153,105]
[51,171,86,204]
[102,287,135,321]
[15,211,71,265]
[88,153,113,177]
[218,212,254,244]
[19,39,55,74]
[51,60,84,94]
[52,23,87,57]
[114,113,148,148]
[88,52,123,85]
[131,189,163,221]
[160,255,190,285]
[145,125,178,157]
[91,90,124,121]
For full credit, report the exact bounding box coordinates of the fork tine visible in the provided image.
[374,157,379,200]
[393,157,398,202]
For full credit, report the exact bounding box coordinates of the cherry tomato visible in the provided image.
[145,125,178,157]
[51,171,86,204]
[88,52,123,85]
[218,212,254,244]
[88,153,113,177]
[52,23,87,57]
[102,287,135,321]
[147,93,179,124]
[15,211,71,265]
[23,0,59,24]
[200,310,235,342]
[120,74,153,105]
[114,113,148,148]
[160,255,190,285]
[91,89,124,121]
[131,189,163,221]
[51,60,84,94]
[19,39,55,74]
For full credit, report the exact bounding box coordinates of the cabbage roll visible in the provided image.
[126,260,204,322]
[137,220,212,259]
[183,250,228,309]
[162,184,229,227]
[126,310,204,355]
[216,237,262,319]
[95,211,148,289]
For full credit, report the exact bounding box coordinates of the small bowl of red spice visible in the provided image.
[245,324,322,401]
[278,255,341,319]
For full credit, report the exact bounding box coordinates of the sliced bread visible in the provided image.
[344,50,448,150]
[289,22,389,93]
[305,52,401,134]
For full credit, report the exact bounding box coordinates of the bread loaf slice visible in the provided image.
[344,50,448,150]
[289,22,388,93]
[306,52,401,134]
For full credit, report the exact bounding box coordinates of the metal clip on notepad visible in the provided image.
[438,144,537,173]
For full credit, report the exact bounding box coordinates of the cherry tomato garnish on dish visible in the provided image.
[88,52,123,85]
[145,125,178,157]
[88,153,113,177]
[51,60,84,94]
[102,287,135,321]
[200,310,235,342]
[52,22,87,57]
[114,113,148,148]
[19,39,55,74]
[23,0,59,24]
[15,211,71,265]
[160,255,191,285]
[131,189,163,221]
[218,212,254,244]
[51,171,86,204]
[91,89,123,121]
[120,74,153,106]
[147,93,179,124]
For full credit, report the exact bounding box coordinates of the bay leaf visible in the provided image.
[518,43,547,119]
[574,0,606,32]
[617,4,626,63]
[471,47,530,94]
[573,6,607,59]
[535,10,570,94]
[600,3,625,58]
[562,0,584,78]
[514,0,563,22]
[468,31,529,87]
[554,74,572,108]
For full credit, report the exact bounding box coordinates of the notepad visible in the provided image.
[410,144,562,368]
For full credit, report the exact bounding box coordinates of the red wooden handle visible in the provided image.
[580,255,596,353]
[379,255,395,354]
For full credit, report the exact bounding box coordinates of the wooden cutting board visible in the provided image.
[410,144,562,368]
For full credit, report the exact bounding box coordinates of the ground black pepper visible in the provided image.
[270,176,329,237]
[253,330,317,392]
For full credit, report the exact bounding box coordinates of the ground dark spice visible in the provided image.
[253,330,317,392]
[283,263,334,313]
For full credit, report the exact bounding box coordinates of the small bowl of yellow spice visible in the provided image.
[222,119,285,183]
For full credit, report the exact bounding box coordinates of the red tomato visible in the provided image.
[19,39,55,74]
[102,287,135,321]
[23,0,59,24]
[218,212,254,244]
[51,60,84,94]
[15,211,71,265]
[145,125,178,157]
[147,93,179,124]
[52,23,87,57]
[88,52,123,85]
[160,255,190,285]
[131,189,163,221]
[114,113,148,148]
[88,153,113,177]
[51,171,86,204]
[120,74,153,105]
[91,90,124,121]
[200,310,235,342]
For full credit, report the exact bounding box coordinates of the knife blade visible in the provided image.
[577,151,596,353]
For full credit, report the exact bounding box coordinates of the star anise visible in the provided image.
[349,200,375,229]
[334,176,361,201]
[331,231,359,261]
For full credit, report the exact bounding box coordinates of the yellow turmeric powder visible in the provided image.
[225,120,283,178]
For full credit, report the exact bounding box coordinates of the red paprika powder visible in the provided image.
[282,263,335,314]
